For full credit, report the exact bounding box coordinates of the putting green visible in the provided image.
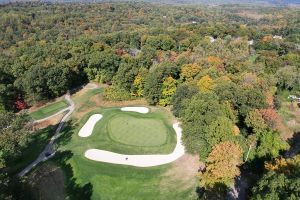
[108,114,168,146]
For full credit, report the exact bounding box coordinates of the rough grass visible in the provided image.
[30,100,68,120]
[108,114,168,147]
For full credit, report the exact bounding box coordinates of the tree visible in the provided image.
[255,130,289,159]
[197,75,214,92]
[245,109,267,133]
[159,76,177,106]
[171,84,198,117]
[0,112,31,159]
[205,116,235,146]
[144,64,179,105]
[276,66,300,90]
[132,74,144,97]
[259,108,282,130]
[200,141,243,188]
[251,156,300,200]
[181,92,236,157]
[180,63,201,83]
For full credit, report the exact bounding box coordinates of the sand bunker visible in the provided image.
[121,107,149,114]
[84,123,185,167]
[78,114,103,137]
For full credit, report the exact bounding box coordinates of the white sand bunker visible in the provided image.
[78,114,103,137]
[84,123,185,167]
[121,107,149,114]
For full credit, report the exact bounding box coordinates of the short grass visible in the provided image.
[53,107,197,199]
[108,114,168,147]
[62,108,176,155]
[30,100,69,120]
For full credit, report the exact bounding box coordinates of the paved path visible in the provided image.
[18,93,75,177]
[33,83,97,124]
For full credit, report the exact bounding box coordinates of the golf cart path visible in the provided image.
[33,83,97,123]
[18,93,75,177]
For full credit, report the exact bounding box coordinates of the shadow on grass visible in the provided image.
[55,120,76,147]
[53,121,93,199]
[52,151,93,199]
[6,125,57,176]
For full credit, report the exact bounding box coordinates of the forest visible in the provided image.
[0,1,300,199]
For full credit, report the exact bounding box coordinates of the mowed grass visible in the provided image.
[55,107,197,200]
[62,108,176,155]
[30,100,69,120]
[108,114,168,146]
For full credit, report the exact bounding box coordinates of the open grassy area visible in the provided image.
[30,100,69,120]
[73,88,104,112]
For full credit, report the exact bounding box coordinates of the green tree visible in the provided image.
[171,84,198,117]
[251,156,300,200]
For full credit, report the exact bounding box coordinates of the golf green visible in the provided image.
[55,107,197,200]
[30,100,69,120]
[108,114,168,147]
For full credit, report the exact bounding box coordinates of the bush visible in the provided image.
[104,86,131,101]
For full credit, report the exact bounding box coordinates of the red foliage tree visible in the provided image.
[259,108,282,130]
[15,97,27,110]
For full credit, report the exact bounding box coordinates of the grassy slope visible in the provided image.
[30,100,69,120]
[7,126,55,175]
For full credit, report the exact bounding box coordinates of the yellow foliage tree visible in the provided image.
[180,63,202,82]
[159,76,177,106]
[132,74,144,97]
[200,141,243,188]
[197,75,214,92]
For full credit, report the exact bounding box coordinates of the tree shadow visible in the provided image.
[55,121,76,147]
[196,183,228,200]
[52,151,93,200]
[285,131,300,158]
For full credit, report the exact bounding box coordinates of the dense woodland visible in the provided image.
[1,2,300,199]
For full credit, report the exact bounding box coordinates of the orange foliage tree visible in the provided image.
[200,141,243,188]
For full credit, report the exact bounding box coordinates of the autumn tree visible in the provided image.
[180,63,201,83]
[200,141,243,188]
[159,76,177,106]
[251,155,300,200]
[197,75,214,92]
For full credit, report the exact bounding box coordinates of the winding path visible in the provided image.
[18,93,75,177]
